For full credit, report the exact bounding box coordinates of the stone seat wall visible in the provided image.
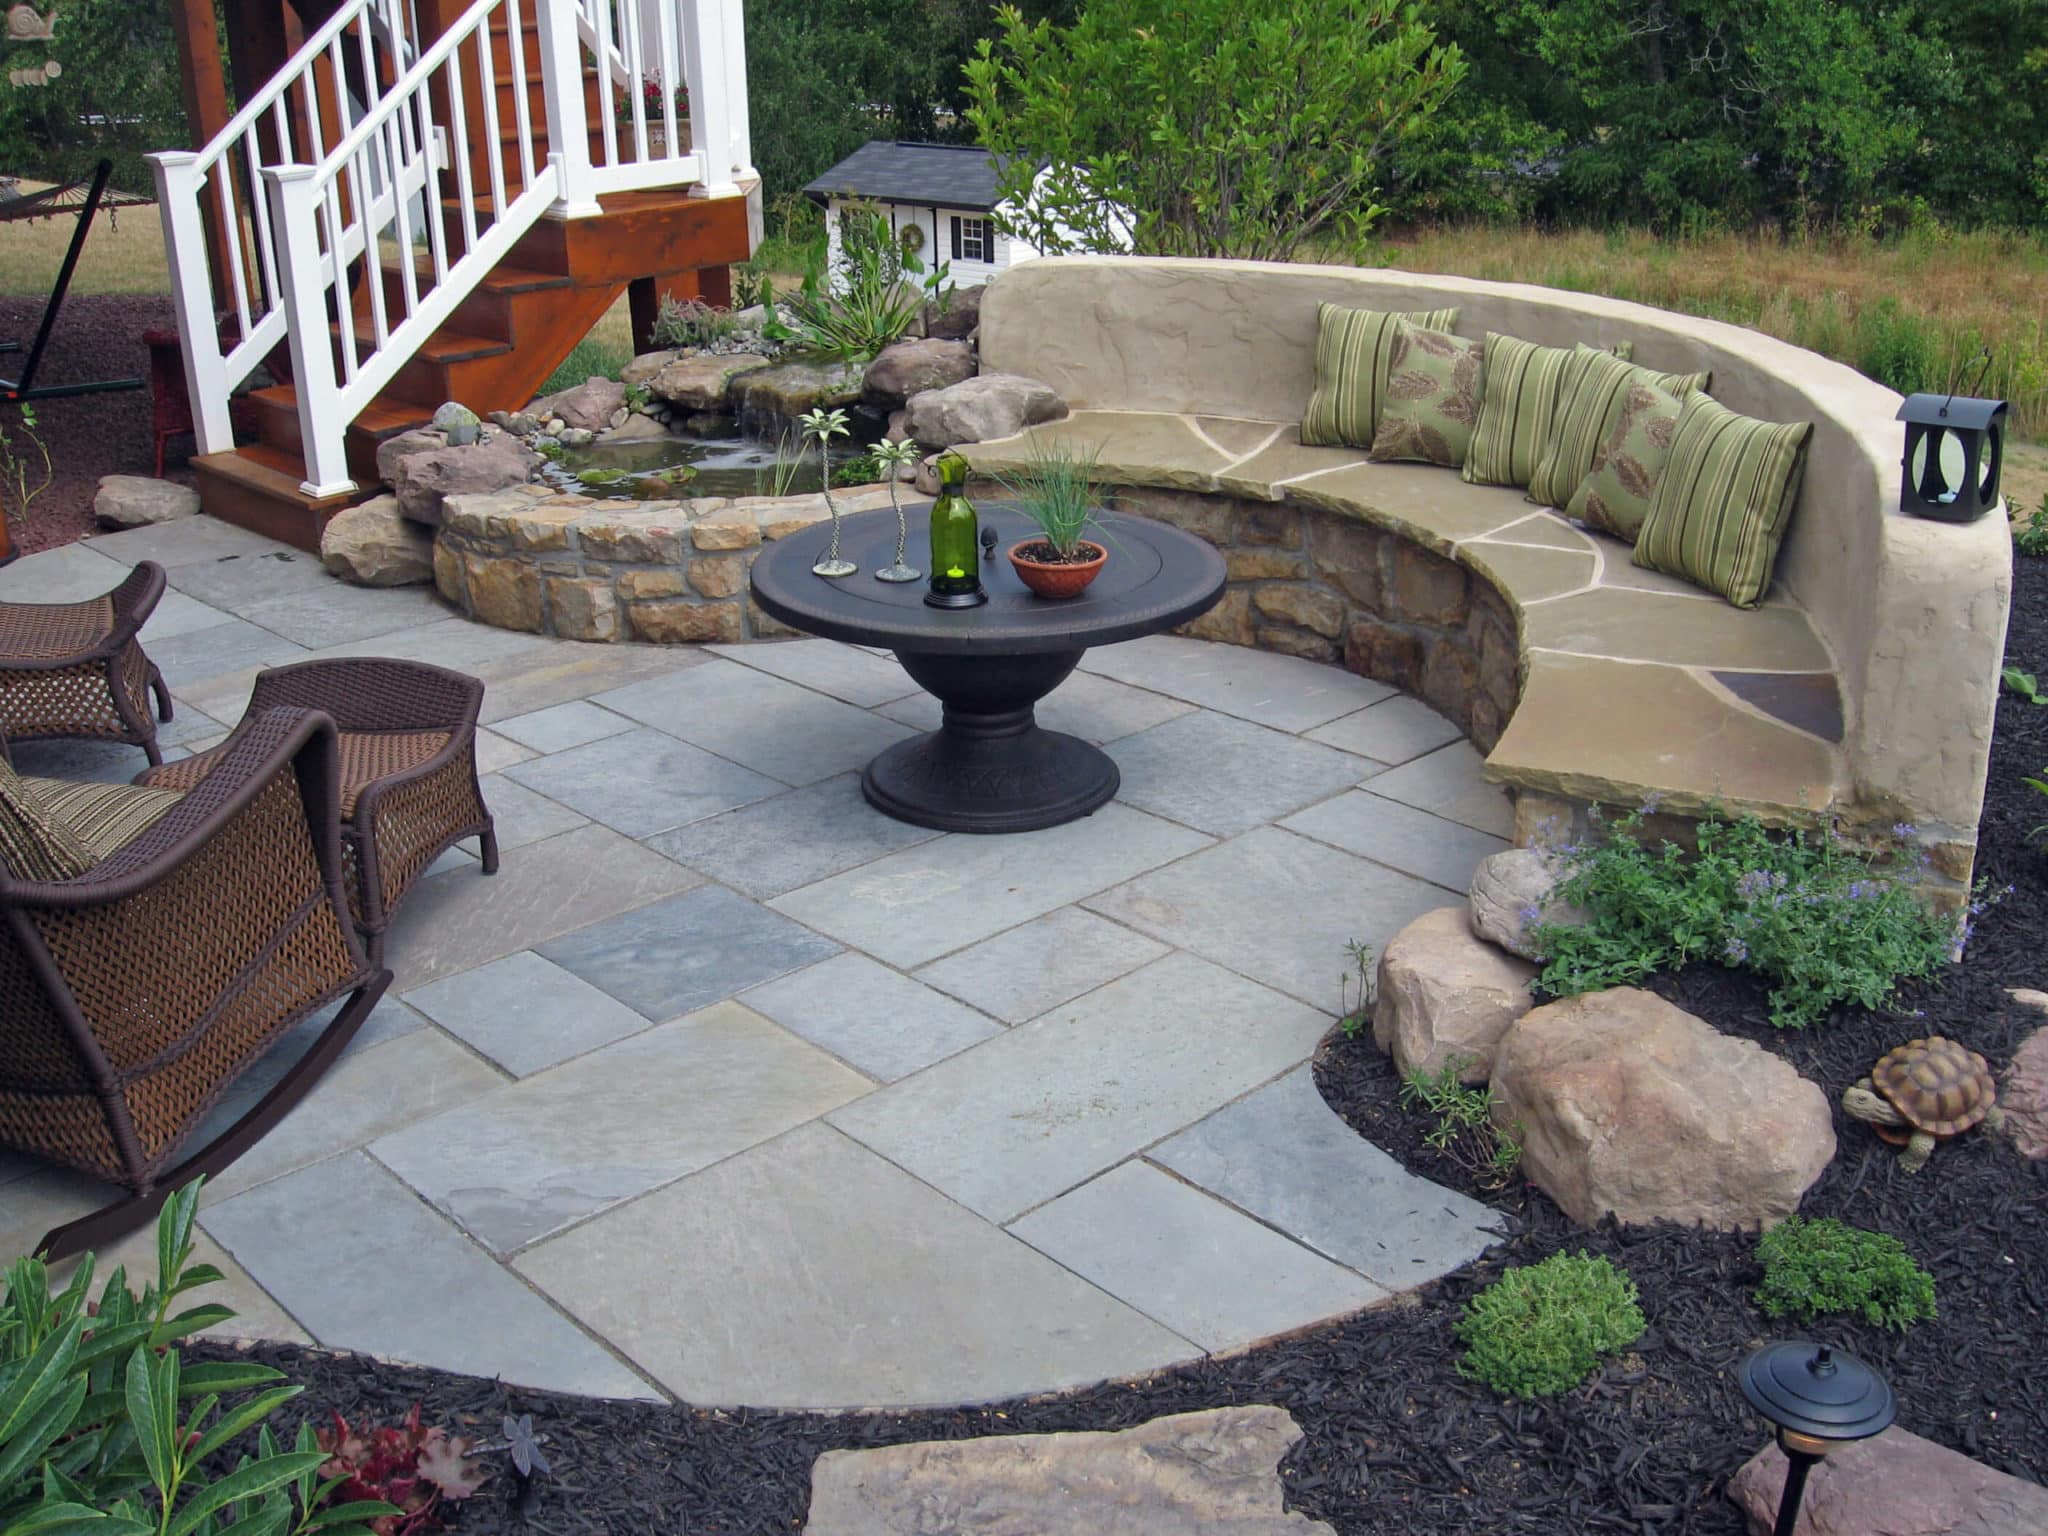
[964,256,2014,895]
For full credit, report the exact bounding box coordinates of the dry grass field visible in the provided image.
[0,180,170,294]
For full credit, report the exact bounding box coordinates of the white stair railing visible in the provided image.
[150,0,424,456]
[575,0,749,196]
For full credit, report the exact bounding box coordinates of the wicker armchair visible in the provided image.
[0,560,175,766]
[1,708,389,1260]
[140,659,496,965]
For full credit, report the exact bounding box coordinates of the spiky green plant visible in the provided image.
[993,440,1110,561]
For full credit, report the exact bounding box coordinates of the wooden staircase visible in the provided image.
[189,7,751,551]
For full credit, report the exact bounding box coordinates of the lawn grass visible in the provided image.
[0,181,170,295]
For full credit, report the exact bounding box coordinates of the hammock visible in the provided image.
[1,159,151,403]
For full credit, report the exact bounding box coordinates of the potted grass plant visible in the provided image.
[997,440,1111,599]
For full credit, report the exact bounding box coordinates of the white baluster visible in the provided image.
[149,150,237,455]
[535,0,601,214]
[681,0,746,195]
[265,164,358,498]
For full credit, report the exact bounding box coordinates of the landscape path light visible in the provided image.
[1737,1339,1896,1536]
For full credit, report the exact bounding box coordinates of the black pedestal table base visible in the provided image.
[863,648,1118,832]
[746,503,1225,835]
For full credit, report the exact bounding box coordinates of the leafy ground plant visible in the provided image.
[1456,1251,1646,1400]
[765,203,950,361]
[2015,497,2048,557]
[649,296,736,351]
[1530,806,1983,1028]
[2026,767,2048,842]
[1,403,53,537]
[1336,938,1376,1037]
[1754,1216,1937,1330]
[314,1406,485,1536]
[1398,1056,1523,1189]
[0,1180,402,1536]
[2006,663,2047,704]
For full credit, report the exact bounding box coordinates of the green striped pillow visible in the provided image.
[1300,303,1461,448]
[1631,393,1813,608]
[1527,353,1711,509]
[1463,337,1632,489]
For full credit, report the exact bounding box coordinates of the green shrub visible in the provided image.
[2016,498,2048,558]
[1530,806,1980,1029]
[830,450,884,488]
[1398,1057,1523,1188]
[649,296,737,351]
[765,204,951,362]
[0,1181,399,1535]
[1754,1216,1937,1330]
[1456,1251,1646,1400]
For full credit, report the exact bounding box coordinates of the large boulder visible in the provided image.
[645,351,772,412]
[903,372,1066,449]
[729,358,866,422]
[620,348,682,388]
[2003,1022,2048,1159]
[529,375,624,431]
[803,1407,1332,1536]
[375,428,540,528]
[94,475,198,529]
[862,337,974,410]
[1373,906,1537,1083]
[1727,1427,2048,1536]
[1469,847,1586,960]
[319,494,434,586]
[1490,987,1835,1230]
[923,282,984,342]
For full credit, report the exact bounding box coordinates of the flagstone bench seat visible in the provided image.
[961,256,2014,898]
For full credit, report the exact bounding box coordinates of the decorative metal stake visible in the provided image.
[802,407,857,578]
[871,437,923,583]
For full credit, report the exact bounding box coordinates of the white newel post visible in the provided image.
[263,164,358,498]
[534,0,602,216]
[149,151,237,456]
[681,0,748,196]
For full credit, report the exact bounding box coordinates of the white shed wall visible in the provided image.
[823,197,1042,294]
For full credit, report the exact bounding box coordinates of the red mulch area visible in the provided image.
[0,294,191,555]
[177,549,2046,1536]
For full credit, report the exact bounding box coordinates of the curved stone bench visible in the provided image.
[960,256,2013,896]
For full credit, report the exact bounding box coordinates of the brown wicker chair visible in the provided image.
[139,658,497,965]
[1,707,389,1260]
[0,560,175,766]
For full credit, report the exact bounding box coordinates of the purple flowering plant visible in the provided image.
[1529,803,1994,1029]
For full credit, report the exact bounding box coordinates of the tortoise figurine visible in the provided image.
[1842,1036,2002,1173]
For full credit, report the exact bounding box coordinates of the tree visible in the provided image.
[0,0,192,195]
[964,0,1465,262]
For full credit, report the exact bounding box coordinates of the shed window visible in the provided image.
[951,216,992,263]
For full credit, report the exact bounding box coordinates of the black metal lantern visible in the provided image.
[1738,1341,1896,1536]
[1897,391,2007,522]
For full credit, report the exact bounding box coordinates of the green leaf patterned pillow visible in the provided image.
[1463,337,1632,489]
[1527,353,1711,509]
[1300,303,1461,448]
[1368,320,1486,468]
[1565,376,1689,541]
[1632,393,1814,608]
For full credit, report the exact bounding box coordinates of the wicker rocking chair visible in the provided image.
[0,707,390,1260]
[0,559,175,766]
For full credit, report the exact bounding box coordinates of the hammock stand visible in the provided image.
[0,159,153,404]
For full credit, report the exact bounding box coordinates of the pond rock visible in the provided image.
[1373,905,1537,1084]
[620,348,682,387]
[924,282,984,342]
[598,413,673,444]
[646,351,772,412]
[376,427,541,528]
[730,357,867,427]
[863,337,974,410]
[1468,846,1584,960]
[531,376,624,431]
[1728,1427,2048,1536]
[803,1406,1332,1536]
[1491,986,1834,1230]
[94,475,198,529]
[2002,1022,2048,1158]
[320,494,433,586]
[903,372,1066,449]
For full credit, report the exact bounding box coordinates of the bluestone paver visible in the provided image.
[1007,1160,1388,1350]
[515,1123,1195,1409]
[472,773,590,851]
[1080,634,1394,731]
[913,907,1170,1025]
[645,772,940,900]
[1356,740,1516,837]
[707,637,919,707]
[491,699,638,754]
[1281,790,1510,891]
[740,952,1003,1081]
[1106,709,1372,836]
[235,580,449,647]
[1306,694,1465,765]
[503,726,784,838]
[372,1001,869,1252]
[402,950,654,1076]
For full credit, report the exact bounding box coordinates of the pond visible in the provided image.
[546,428,861,501]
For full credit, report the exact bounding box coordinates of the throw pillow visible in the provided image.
[1565,375,1690,541]
[1631,393,1814,608]
[1463,337,1633,489]
[1527,354,1710,509]
[1300,303,1461,448]
[1368,320,1486,468]
[0,758,95,882]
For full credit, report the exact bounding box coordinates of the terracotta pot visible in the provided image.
[1009,539,1106,599]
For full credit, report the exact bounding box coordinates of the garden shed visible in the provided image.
[802,140,1042,289]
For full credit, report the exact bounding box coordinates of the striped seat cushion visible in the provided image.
[142,729,451,816]
[1300,303,1461,448]
[0,759,96,881]
[1463,338,1632,489]
[1527,354,1711,510]
[1631,393,1814,608]
[23,776,186,860]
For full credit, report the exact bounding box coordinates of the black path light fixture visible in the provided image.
[1897,348,2008,523]
[1737,1340,1897,1536]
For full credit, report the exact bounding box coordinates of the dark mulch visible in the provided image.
[187,554,2048,1536]
[0,294,191,555]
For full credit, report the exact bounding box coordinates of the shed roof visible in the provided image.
[802,141,1016,213]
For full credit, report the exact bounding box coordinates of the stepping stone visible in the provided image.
[804,1406,1334,1535]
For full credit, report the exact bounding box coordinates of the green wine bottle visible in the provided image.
[925,451,987,608]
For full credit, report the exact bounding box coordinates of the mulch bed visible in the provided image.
[0,293,191,555]
[188,552,2048,1535]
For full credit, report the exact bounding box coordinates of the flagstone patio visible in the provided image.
[0,517,1510,1411]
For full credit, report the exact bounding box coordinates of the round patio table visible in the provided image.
[749,502,1226,832]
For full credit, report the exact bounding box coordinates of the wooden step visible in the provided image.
[247,384,428,484]
[339,320,512,365]
[190,447,360,553]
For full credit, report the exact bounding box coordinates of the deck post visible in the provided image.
[149,152,238,456]
[681,0,750,198]
[534,0,603,217]
[263,164,358,498]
